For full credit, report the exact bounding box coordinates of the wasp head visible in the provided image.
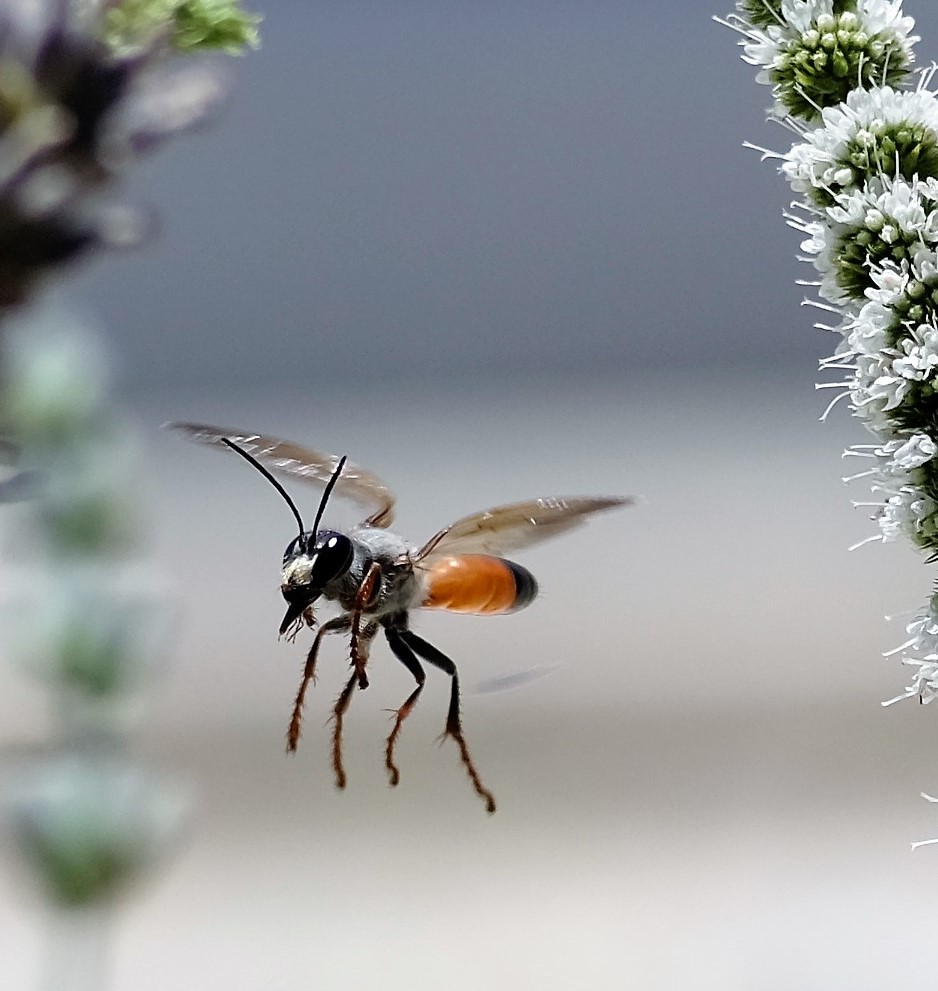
[279,529,354,634]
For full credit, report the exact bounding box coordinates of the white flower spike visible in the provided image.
[719,1,938,725]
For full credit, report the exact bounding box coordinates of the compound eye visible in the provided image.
[311,532,353,585]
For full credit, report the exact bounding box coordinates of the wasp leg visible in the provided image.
[383,628,427,787]
[286,615,352,753]
[331,621,378,790]
[331,672,358,790]
[350,562,382,690]
[398,629,496,814]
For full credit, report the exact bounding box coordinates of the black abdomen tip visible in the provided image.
[504,559,539,612]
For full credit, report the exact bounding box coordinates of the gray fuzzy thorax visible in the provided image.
[325,525,424,618]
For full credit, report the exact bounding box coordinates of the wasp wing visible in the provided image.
[166,422,396,527]
[415,495,632,561]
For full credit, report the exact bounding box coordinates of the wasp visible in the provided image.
[169,423,631,813]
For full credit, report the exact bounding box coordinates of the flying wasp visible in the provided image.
[169,423,632,813]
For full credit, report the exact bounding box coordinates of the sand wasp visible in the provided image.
[170,423,631,812]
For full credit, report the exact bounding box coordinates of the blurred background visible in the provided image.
[5,1,938,987]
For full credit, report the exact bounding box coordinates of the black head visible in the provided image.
[279,528,354,632]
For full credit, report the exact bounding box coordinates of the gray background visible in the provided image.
[6,2,938,988]
[72,0,835,390]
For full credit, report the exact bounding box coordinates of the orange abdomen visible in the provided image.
[422,555,538,615]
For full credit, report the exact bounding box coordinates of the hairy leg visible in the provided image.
[331,621,378,789]
[383,627,426,786]
[399,629,496,814]
[286,615,351,752]
[349,562,381,689]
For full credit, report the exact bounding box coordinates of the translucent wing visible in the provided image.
[416,495,632,561]
[166,422,396,527]
[471,663,562,695]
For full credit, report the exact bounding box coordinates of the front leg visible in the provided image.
[286,614,352,752]
[350,561,381,690]
[332,620,378,789]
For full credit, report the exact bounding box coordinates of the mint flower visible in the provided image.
[783,85,938,207]
[718,2,938,721]
[839,244,938,432]
[796,175,938,305]
[724,0,918,122]
[737,0,788,30]
[881,601,938,705]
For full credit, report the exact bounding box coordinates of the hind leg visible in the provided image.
[383,627,426,786]
[399,629,496,814]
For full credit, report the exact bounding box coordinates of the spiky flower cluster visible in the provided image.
[721,1,938,707]
[726,1,918,121]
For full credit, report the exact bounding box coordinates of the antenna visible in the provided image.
[311,455,347,537]
[220,438,305,540]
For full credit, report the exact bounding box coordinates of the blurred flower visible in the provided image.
[0,2,256,980]
[102,0,261,56]
[5,563,172,697]
[1,314,191,991]
[8,756,190,906]
[737,0,787,30]
[3,310,142,552]
[0,0,226,308]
